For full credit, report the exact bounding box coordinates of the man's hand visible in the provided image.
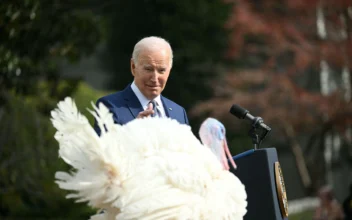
[137,103,154,118]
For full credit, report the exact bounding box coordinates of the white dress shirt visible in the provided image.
[131,81,166,117]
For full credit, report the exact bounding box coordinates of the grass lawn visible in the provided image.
[289,209,314,220]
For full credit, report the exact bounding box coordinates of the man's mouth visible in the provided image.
[147,85,159,88]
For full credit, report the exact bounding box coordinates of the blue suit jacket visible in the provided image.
[94,85,189,135]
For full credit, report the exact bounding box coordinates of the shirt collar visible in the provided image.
[131,81,162,110]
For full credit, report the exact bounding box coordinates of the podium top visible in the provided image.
[232,148,278,161]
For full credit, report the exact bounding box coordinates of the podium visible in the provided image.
[230,148,289,220]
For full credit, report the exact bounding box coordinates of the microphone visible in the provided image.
[229,104,271,132]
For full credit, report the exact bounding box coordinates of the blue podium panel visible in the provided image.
[230,148,288,220]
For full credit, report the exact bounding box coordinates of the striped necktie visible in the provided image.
[149,100,161,117]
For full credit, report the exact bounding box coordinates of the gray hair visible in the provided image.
[132,36,173,67]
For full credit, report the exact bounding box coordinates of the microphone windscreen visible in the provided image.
[229,104,248,119]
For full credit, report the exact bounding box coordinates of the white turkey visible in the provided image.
[51,97,247,220]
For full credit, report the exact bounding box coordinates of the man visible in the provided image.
[94,36,189,135]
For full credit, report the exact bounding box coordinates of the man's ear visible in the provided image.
[131,59,136,76]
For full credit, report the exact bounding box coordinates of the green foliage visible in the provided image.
[0,0,103,95]
[102,0,233,110]
[0,82,110,218]
[73,81,113,125]
[289,209,314,220]
[0,91,94,218]
[0,0,108,218]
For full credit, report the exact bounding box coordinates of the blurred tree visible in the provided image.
[101,0,233,113]
[0,0,103,101]
[190,0,352,195]
[0,0,106,218]
[0,82,110,218]
[0,90,88,218]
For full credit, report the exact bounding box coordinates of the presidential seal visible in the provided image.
[274,162,288,217]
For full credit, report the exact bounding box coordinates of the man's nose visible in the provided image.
[150,71,158,82]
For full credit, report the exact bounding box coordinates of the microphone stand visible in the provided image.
[249,127,260,150]
[248,117,271,150]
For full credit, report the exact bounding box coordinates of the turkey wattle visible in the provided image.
[51,97,247,220]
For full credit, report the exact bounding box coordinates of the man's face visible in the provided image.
[131,47,171,100]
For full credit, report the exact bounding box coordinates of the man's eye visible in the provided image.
[145,68,153,71]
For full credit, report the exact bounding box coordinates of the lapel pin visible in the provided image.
[169,108,172,111]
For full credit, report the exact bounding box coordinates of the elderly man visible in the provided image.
[94,36,189,134]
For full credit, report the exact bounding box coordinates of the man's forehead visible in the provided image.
[141,60,167,64]
[136,48,171,66]
[139,58,169,66]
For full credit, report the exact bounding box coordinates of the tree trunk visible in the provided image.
[317,1,335,187]
[341,9,352,157]
[283,123,312,190]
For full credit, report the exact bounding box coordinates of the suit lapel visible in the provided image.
[123,85,143,118]
[162,96,176,119]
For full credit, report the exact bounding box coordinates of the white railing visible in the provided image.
[288,197,319,215]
